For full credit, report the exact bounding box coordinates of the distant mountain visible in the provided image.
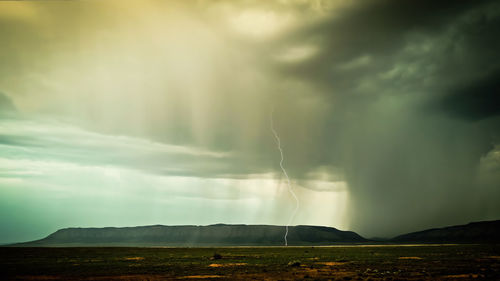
[10,220,500,247]
[13,224,368,247]
[391,220,500,243]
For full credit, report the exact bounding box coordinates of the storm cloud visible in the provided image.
[0,0,499,241]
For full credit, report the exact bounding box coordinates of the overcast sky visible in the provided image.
[0,0,499,243]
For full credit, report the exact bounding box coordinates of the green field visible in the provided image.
[1,245,499,280]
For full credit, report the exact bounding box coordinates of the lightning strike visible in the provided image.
[270,108,300,246]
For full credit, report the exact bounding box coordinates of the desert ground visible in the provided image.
[1,244,499,280]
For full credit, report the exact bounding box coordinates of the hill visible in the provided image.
[391,220,500,243]
[13,224,368,247]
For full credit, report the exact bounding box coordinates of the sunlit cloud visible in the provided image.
[229,9,294,39]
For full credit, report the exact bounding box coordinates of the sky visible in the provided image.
[0,0,499,243]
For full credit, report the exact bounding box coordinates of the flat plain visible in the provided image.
[1,245,499,280]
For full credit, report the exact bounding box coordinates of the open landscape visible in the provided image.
[2,245,500,280]
[1,1,500,280]
[2,221,500,280]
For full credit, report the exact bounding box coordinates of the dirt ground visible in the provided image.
[1,244,499,280]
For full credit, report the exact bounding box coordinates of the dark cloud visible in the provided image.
[272,0,493,86]
[435,68,500,121]
[0,134,43,147]
[259,0,500,236]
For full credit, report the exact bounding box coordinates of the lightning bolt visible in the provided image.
[270,108,300,246]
